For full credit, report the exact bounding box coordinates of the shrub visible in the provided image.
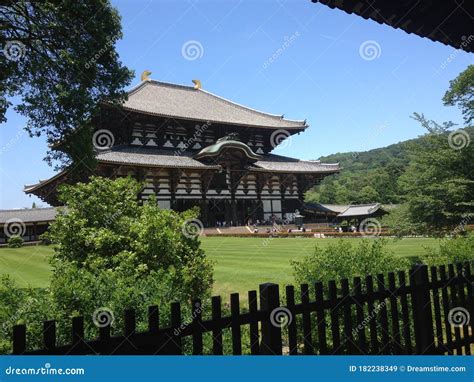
[42,176,213,342]
[7,235,23,248]
[291,239,410,288]
[0,275,51,354]
[0,176,214,353]
[45,177,213,299]
[422,233,474,266]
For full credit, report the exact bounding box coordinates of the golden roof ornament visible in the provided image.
[192,79,201,90]
[141,70,152,82]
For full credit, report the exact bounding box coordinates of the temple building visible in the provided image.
[25,79,340,226]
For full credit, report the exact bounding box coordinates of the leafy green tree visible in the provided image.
[46,176,213,299]
[0,177,215,353]
[355,185,379,204]
[39,176,214,345]
[443,64,473,124]
[381,204,424,237]
[0,1,133,168]
[399,122,473,234]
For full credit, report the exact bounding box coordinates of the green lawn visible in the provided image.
[0,237,439,299]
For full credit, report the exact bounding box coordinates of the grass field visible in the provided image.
[0,237,439,298]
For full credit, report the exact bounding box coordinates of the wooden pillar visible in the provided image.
[279,175,288,220]
[169,169,180,210]
[255,173,264,222]
[201,171,213,227]
[224,200,231,226]
[230,196,237,226]
[200,199,208,227]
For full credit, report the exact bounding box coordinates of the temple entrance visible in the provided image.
[205,199,262,227]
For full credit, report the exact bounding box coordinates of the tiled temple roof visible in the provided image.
[96,148,339,173]
[119,80,307,130]
[304,203,384,217]
[338,203,382,217]
[96,146,221,170]
[0,207,57,224]
[24,148,340,196]
[252,154,340,173]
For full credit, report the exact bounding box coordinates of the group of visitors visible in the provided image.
[334,225,358,233]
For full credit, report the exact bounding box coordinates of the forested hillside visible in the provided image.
[305,126,473,205]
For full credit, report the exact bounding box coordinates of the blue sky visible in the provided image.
[0,0,472,209]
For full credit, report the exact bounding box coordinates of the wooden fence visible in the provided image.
[11,263,473,355]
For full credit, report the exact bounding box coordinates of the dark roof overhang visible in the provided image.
[312,0,474,52]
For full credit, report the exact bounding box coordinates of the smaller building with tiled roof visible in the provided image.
[303,202,388,224]
[0,207,57,244]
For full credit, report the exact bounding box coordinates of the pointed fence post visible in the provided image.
[259,283,282,355]
[410,264,436,354]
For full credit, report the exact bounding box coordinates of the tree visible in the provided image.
[400,65,474,234]
[355,185,379,204]
[381,204,424,237]
[46,176,213,298]
[399,123,474,234]
[0,1,133,168]
[443,64,473,125]
[43,176,214,341]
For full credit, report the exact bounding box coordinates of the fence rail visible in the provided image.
[11,263,474,355]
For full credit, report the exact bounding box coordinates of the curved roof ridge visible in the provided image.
[199,88,306,124]
[127,79,195,95]
[123,80,308,130]
[347,203,380,207]
[0,206,56,212]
